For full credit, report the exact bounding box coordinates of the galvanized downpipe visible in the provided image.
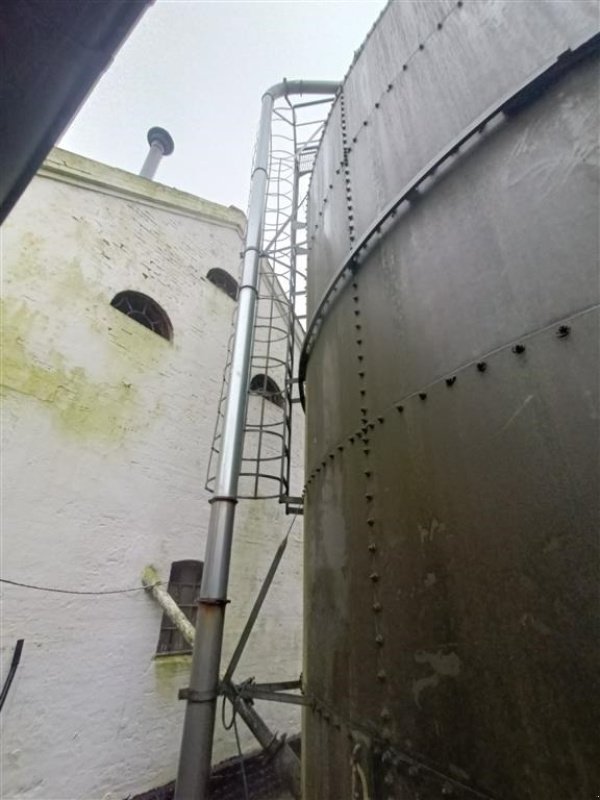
[174,79,339,800]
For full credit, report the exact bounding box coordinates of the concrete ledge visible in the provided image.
[40,148,247,236]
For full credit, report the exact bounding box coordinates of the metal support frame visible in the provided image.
[174,79,339,800]
[234,681,309,706]
[143,565,303,797]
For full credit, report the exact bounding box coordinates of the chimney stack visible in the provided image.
[139,127,174,180]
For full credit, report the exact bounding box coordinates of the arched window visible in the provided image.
[207,268,238,301]
[249,374,284,409]
[110,290,173,341]
[156,560,203,655]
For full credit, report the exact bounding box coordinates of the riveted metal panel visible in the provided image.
[305,291,364,467]
[344,0,599,246]
[307,99,349,314]
[303,1,600,798]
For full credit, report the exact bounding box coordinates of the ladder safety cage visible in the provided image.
[206,91,336,512]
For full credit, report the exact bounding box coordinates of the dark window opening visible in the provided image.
[249,374,284,409]
[156,560,203,655]
[111,290,173,341]
[207,268,238,301]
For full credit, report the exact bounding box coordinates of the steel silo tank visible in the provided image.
[301,2,599,798]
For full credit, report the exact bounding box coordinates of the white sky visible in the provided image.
[61,0,387,210]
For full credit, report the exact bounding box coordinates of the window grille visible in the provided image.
[156,560,203,655]
[110,290,173,340]
[207,268,239,301]
[249,374,284,409]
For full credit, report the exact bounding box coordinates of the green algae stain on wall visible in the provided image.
[1,298,138,442]
[104,310,173,372]
[153,654,192,700]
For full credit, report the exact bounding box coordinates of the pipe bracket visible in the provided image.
[178,688,220,703]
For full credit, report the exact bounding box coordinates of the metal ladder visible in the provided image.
[206,91,334,513]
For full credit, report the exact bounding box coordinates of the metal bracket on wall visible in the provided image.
[233,679,309,707]
[177,688,219,704]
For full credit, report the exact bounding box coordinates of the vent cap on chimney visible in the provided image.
[147,127,174,155]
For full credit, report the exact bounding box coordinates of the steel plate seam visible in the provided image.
[298,32,600,410]
[303,303,599,482]
[304,0,392,211]
[305,690,498,800]
[307,1,461,238]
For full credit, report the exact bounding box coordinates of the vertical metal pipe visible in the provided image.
[139,126,174,179]
[174,80,339,800]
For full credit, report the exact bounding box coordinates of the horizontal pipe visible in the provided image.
[263,79,340,102]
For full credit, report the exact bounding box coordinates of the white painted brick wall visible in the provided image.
[0,151,304,800]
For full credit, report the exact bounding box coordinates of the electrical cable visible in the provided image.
[233,712,250,800]
[0,577,157,595]
[0,639,24,713]
[221,693,250,800]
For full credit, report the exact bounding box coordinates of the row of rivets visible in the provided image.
[310,687,477,796]
[339,90,356,248]
[373,746,474,798]
[308,0,464,238]
[351,275,392,725]
[303,321,573,493]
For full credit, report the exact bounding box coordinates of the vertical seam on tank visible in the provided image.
[339,89,355,248]
[348,257,392,734]
[307,1,462,235]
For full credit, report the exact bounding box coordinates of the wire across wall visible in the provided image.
[206,93,335,511]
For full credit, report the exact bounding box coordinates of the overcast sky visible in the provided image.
[60,0,387,210]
